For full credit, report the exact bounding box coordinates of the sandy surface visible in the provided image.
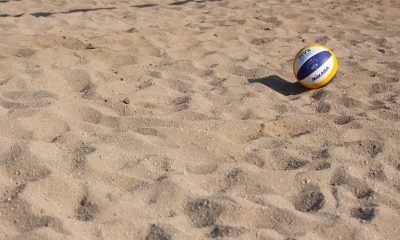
[0,0,399,239]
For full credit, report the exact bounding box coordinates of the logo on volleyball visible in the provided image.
[299,49,312,61]
[312,66,330,82]
[293,44,338,89]
[307,58,319,71]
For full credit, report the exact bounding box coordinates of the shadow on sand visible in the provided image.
[133,0,222,7]
[169,0,221,6]
[30,7,116,17]
[132,3,158,8]
[2,1,224,18]
[248,75,309,96]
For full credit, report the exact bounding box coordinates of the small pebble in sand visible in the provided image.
[122,97,131,104]
[86,43,95,49]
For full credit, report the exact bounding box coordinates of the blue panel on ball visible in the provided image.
[297,51,332,81]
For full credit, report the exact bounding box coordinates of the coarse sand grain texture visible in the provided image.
[0,0,399,239]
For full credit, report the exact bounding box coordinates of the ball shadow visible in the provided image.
[248,75,309,96]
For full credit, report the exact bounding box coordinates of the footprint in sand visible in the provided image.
[72,143,96,172]
[0,90,58,110]
[210,225,245,238]
[0,197,65,233]
[145,224,171,240]
[75,196,99,221]
[62,69,94,97]
[185,198,224,228]
[292,184,325,212]
[272,150,308,171]
[351,207,376,222]
[0,143,51,183]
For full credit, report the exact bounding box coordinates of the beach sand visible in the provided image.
[0,0,399,239]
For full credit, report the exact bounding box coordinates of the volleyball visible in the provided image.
[293,44,338,89]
